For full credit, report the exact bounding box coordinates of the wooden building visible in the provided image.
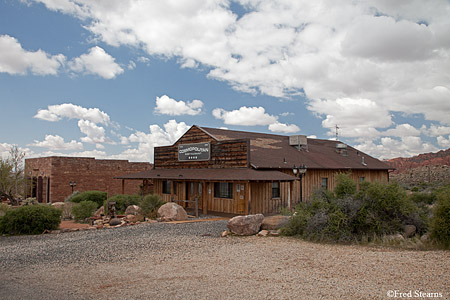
[118,126,391,215]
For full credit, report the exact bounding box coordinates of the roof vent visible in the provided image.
[336,143,348,156]
[289,135,308,151]
[362,157,367,166]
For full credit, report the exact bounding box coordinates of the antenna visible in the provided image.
[335,125,339,141]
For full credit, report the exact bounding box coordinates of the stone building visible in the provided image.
[25,156,152,203]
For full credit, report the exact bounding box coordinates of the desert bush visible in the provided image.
[283,174,424,242]
[60,202,75,220]
[104,194,141,214]
[70,191,106,208]
[409,192,436,205]
[72,201,98,222]
[22,198,38,206]
[334,173,357,199]
[430,186,450,248]
[139,194,165,219]
[0,205,61,235]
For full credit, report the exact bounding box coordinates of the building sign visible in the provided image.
[178,142,210,161]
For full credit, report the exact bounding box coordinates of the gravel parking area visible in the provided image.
[1,220,449,300]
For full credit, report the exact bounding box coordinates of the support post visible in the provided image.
[202,182,207,215]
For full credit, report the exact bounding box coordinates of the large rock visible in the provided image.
[125,205,141,215]
[227,214,264,236]
[126,214,144,223]
[261,215,290,230]
[157,203,188,221]
[109,218,122,226]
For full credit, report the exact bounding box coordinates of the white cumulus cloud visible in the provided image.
[0,34,65,75]
[213,106,278,126]
[34,103,110,125]
[68,46,124,79]
[29,135,83,150]
[154,95,203,116]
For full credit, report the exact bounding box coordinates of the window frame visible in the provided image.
[214,182,233,199]
[162,180,172,194]
[321,177,328,190]
[272,181,280,198]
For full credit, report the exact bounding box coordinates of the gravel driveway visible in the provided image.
[0,220,449,300]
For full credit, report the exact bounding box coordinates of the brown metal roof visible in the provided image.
[200,126,390,170]
[116,168,297,181]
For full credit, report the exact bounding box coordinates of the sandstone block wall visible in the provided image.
[25,156,152,203]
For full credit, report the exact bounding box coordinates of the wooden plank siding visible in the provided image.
[153,169,388,215]
[154,126,249,169]
[280,169,389,206]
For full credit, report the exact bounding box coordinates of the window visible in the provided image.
[272,182,280,198]
[359,177,365,183]
[173,181,177,194]
[162,180,171,194]
[214,182,233,199]
[321,178,328,190]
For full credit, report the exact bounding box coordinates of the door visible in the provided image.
[186,182,202,211]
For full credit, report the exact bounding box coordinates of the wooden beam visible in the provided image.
[246,181,252,214]
[202,182,207,215]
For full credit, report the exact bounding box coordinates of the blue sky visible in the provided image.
[1,0,450,162]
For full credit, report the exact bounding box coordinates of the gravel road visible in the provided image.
[1,221,449,300]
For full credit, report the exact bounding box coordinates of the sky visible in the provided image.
[1,0,450,163]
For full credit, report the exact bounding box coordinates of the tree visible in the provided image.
[8,145,25,197]
[0,158,14,201]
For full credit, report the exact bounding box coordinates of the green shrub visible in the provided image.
[409,192,436,205]
[70,191,106,208]
[282,175,425,242]
[104,194,141,214]
[334,173,357,199]
[430,186,450,248]
[0,205,61,235]
[139,194,165,219]
[72,201,98,222]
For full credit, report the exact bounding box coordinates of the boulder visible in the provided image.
[403,225,417,238]
[126,214,144,223]
[157,203,188,221]
[125,205,142,215]
[227,214,264,236]
[109,217,122,226]
[261,215,290,230]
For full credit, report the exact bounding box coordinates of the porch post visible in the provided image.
[202,182,207,215]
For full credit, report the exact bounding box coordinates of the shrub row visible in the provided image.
[0,205,61,235]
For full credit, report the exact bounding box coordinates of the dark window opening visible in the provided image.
[214,182,233,199]
[272,182,280,198]
[321,178,328,190]
[163,180,171,194]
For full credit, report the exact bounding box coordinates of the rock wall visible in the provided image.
[25,156,152,203]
